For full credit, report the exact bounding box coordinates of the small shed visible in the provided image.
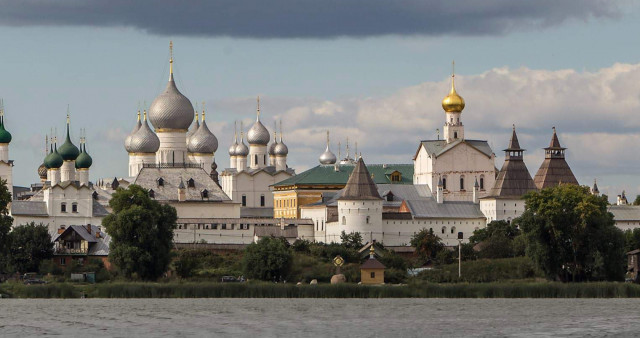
[360,246,386,285]
[627,249,640,283]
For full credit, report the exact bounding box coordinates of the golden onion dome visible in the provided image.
[441,75,465,113]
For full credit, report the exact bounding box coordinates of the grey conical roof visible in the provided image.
[338,158,382,201]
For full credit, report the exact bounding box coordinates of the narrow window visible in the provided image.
[479,177,484,190]
[72,203,78,213]
[342,216,346,225]
[254,154,258,166]
[242,195,247,206]
[263,155,266,165]
[454,131,458,139]
[260,194,265,207]
[61,203,67,213]
[442,226,446,234]
[366,216,370,224]
[460,176,464,190]
[442,178,447,190]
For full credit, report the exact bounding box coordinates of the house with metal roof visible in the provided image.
[52,224,111,269]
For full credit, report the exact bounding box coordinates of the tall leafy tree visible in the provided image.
[410,228,444,264]
[103,184,177,280]
[0,178,14,273]
[519,185,625,282]
[9,222,53,273]
[340,231,363,249]
[243,237,293,281]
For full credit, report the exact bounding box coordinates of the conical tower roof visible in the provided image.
[338,157,382,200]
[533,128,578,189]
[488,126,537,198]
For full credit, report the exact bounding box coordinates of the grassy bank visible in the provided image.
[417,257,544,283]
[3,281,640,299]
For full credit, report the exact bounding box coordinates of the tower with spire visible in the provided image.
[412,63,496,202]
[442,61,465,143]
[533,127,579,189]
[148,41,195,166]
[479,126,537,222]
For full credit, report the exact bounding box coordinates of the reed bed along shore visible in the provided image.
[3,281,640,299]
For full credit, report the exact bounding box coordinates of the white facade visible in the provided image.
[221,170,292,208]
[156,131,189,165]
[0,143,13,190]
[480,198,526,223]
[128,153,156,177]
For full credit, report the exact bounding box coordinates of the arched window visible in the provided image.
[441,226,446,234]
[71,202,78,213]
[460,176,465,190]
[442,177,447,190]
[451,226,456,234]
[479,176,485,190]
[342,216,346,225]
[61,203,67,213]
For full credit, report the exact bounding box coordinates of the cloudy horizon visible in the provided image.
[0,0,638,202]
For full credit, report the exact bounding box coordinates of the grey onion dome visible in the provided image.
[188,119,218,154]
[148,73,195,130]
[319,131,336,164]
[236,132,249,156]
[129,112,160,153]
[124,111,142,153]
[246,97,270,145]
[186,112,199,144]
[228,122,239,156]
[268,127,278,156]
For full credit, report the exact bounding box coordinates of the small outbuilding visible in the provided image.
[360,246,386,285]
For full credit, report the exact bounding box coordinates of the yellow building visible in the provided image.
[360,247,386,285]
[272,163,413,218]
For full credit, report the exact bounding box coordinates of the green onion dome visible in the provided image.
[0,115,12,144]
[58,119,80,161]
[75,143,93,169]
[44,144,64,169]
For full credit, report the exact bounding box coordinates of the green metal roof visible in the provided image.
[273,163,414,187]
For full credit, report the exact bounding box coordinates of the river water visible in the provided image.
[1,298,639,337]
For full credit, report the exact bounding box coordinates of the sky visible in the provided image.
[0,0,639,202]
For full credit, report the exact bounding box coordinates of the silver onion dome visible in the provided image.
[188,118,218,154]
[236,130,249,157]
[319,131,336,164]
[129,111,160,153]
[268,122,277,156]
[273,122,288,156]
[125,111,142,153]
[148,63,194,130]
[246,97,270,145]
[186,111,200,144]
[228,122,239,156]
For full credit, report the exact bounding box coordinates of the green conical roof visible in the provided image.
[45,144,64,169]
[75,143,93,169]
[58,119,80,161]
[0,116,12,144]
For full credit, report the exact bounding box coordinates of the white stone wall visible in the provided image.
[223,171,292,208]
[248,145,268,169]
[329,200,383,243]
[480,198,526,223]
[156,131,188,164]
[300,207,327,242]
[129,153,156,177]
[60,161,76,182]
[172,201,240,219]
[173,222,254,244]
[0,161,12,194]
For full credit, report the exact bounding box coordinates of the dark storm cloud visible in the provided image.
[0,0,620,38]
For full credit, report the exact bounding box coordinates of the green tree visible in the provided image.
[410,228,445,264]
[624,228,640,253]
[469,220,520,244]
[0,178,13,273]
[242,237,293,281]
[634,195,640,206]
[340,231,363,249]
[519,184,626,282]
[103,185,177,280]
[9,222,53,273]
